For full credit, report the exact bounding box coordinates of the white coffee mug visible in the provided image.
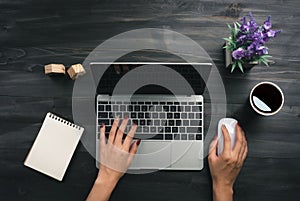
[249,81,284,116]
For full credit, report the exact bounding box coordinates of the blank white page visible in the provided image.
[24,112,84,181]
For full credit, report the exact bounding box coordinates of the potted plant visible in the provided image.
[224,12,281,73]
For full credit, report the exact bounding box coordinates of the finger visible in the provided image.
[233,123,243,154]
[123,123,137,151]
[241,144,248,162]
[99,124,106,147]
[208,135,218,160]
[237,129,246,159]
[222,125,232,154]
[115,117,129,146]
[128,139,141,164]
[108,116,120,144]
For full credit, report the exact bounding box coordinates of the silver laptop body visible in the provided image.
[95,62,209,170]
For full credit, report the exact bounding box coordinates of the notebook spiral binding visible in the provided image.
[47,112,83,130]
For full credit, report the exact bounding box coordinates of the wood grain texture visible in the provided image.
[0,0,299,200]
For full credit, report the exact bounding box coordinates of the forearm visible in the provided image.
[86,177,118,201]
[212,184,233,201]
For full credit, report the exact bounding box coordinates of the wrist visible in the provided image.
[95,172,119,190]
[213,182,233,195]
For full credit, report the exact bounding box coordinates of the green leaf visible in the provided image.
[231,62,237,73]
[237,61,244,73]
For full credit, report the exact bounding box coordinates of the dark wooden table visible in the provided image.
[1,0,299,200]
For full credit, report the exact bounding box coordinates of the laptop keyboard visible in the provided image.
[97,99,203,141]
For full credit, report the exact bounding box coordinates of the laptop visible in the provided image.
[94,62,212,170]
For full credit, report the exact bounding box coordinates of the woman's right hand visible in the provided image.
[208,123,248,201]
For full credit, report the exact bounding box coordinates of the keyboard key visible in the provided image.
[165,134,173,140]
[116,101,122,104]
[167,120,174,126]
[145,113,150,118]
[170,106,176,112]
[136,126,142,132]
[98,105,104,111]
[146,120,152,125]
[98,119,109,125]
[188,134,195,140]
[167,102,173,105]
[157,126,163,133]
[131,102,137,104]
[138,113,144,118]
[138,101,144,104]
[109,112,114,118]
[180,127,186,133]
[145,102,151,105]
[181,113,187,119]
[99,101,108,104]
[176,120,181,126]
[174,134,180,140]
[167,113,173,119]
[187,127,202,133]
[124,112,129,118]
[188,102,195,105]
[188,113,194,119]
[177,106,183,112]
[195,113,202,119]
[192,106,200,112]
[98,112,108,118]
[150,127,156,133]
[174,102,179,105]
[160,120,167,126]
[152,101,158,105]
[165,127,171,133]
[143,126,149,133]
[132,119,139,125]
[183,120,189,126]
[196,134,202,140]
[163,106,169,112]
[190,120,200,126]
[113,105,119,111]
[141,105,147,111]
[131,112,137,118]
[181,102,187,105]
[154,120,160,126]
[185,106,191,112]
[120,105,126,111]
[152,113,159,118]
[128,105,133,111]
[140,120,145,125]
[181,134,187,140]
[159,113,165,118]
[148,105,154,111]
[160,102,166,105]
[106,105,111,111]
[196,102,202,105]
[172,127,178,133]
[174,113,180,119]
[116,112,122,118]
[134,105,140,111]
[151,134,163,140]
[156,105,163,111]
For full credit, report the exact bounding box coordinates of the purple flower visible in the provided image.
[267,29,276,37]
[232,48,246,60]
[257,46,268,56]
[264,16,272,30]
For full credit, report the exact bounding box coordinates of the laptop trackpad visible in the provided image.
[129,141,171,169]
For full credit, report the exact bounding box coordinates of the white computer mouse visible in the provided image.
[217,118,238,155]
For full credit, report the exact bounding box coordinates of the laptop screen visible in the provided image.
[91,62,212,96]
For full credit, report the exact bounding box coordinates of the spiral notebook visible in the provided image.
[24,112,84,181]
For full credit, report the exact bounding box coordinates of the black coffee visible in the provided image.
[251,83,283,113]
